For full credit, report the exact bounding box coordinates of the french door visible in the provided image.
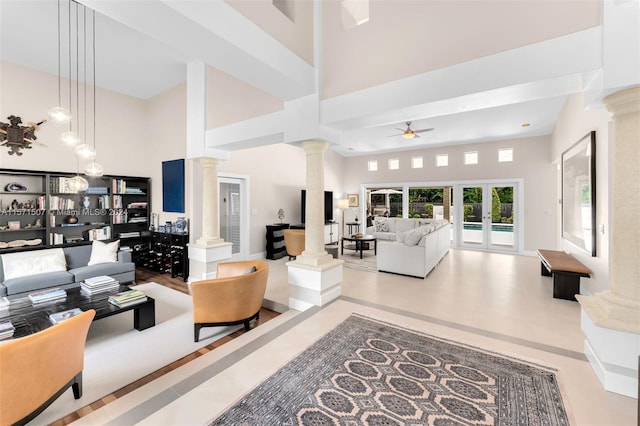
[219,176,248,260]
[457,183,518,252]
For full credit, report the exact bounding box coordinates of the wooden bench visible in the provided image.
[536,249,591,301]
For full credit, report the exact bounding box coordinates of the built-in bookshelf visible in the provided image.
[0,169,150,253]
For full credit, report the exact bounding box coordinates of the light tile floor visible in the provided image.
[71,249,637,425]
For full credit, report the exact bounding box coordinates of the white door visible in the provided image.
[457,183,518,252]
[219,176,248,260]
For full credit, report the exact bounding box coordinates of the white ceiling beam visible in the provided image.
[321,27,601,130]
[79,0,315,101]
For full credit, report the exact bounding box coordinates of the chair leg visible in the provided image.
[72,372,83,399]
[243,319,251,331]
[194,324,201,342]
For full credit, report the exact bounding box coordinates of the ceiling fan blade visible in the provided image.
[414,128,434,134]
[394,128,406,132]
[387,133,404,137]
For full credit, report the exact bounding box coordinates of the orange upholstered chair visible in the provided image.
[190,260,268,342]
[283,229,305,260]
[0,309,95,426]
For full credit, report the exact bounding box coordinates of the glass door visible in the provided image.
[219,177,248,260]
[458,183,517,252]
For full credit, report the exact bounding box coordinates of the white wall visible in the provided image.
[219,143,344,256]
[342,136,558,253]
[551,92,611,294]
[0,62,149,175]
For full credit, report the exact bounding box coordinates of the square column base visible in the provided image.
[581,309,639,398]
[287,259,344,311]
[187,242,233,282]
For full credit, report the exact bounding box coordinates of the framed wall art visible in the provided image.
[348,194,359,208]
[562,131,596,256]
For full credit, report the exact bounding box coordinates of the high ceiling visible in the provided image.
[0,0,606,157]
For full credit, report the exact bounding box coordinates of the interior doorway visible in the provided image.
[219,176,249,260]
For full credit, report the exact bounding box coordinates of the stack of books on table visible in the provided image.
[28,287,66,304]
[0,321,15,340]
[81,276,120,295]
[108,289,147,308]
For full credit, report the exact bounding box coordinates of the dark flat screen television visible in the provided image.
[301,190,333,224]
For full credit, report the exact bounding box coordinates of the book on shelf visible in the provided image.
[108,289,147,307]
[119,232,140,239]
[65,236,84,243]
[28,287,66,304]
[49,308,83,324]
[87,226,111,241]
[128,217,148,223]
[0,320,15,340]
[86,186,108,194]
[127,202,148,209]
[124,188,145,194]
[61,222,88,227]
[0,296,9,311]
[49,232,64,245]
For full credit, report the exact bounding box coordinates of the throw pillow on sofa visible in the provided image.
[88,240,120,265]
[1,248,67,280]
[374,218,388,232]
[404,227,425,246]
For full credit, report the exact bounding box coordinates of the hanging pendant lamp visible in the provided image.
[48,0,71,123]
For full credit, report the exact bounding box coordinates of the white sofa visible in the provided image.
[366,217,435,241]
[375,219,450,278]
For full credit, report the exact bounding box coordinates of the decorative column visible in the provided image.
[196,157,224,246]
[188,157,232,282]
[577,86,640,398]
[287,140,344,311]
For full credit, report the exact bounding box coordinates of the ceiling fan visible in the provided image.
[388,121,433,139]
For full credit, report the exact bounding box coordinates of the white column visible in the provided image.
[577,86,640,398]
[196,157,224,247]
[287,140,344,311]
[297,140,333,266]
[188,157,233,282]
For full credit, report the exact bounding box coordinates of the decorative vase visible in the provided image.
[175,217,188,234]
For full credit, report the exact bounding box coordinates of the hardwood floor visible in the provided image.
[49,268,280,426]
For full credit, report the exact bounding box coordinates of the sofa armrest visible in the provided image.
[366,225,375,234]
[117,250,132,263]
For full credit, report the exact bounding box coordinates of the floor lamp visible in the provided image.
[337,198,349,239]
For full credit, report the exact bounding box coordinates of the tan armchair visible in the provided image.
[0,309,95,426]
[190,260,268,342]
[284,229,305,260]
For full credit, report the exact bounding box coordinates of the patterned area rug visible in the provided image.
[209,314,569,425]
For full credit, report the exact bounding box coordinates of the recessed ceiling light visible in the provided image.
[348,147,354,151]
[521,123,531,127]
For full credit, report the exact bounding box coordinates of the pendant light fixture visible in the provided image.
[48,0,71,123]
[60,0,79,147]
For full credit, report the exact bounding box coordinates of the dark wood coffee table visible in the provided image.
[342,235,377,259]
[1,285,155,339]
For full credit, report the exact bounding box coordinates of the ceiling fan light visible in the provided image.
[75,144,96,159]
[61,131,79,147]
[48,106,71,123]
[84,161,104,177]
[403,133,415,139]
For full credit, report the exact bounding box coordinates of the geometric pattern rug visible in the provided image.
[209,314,569,425]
